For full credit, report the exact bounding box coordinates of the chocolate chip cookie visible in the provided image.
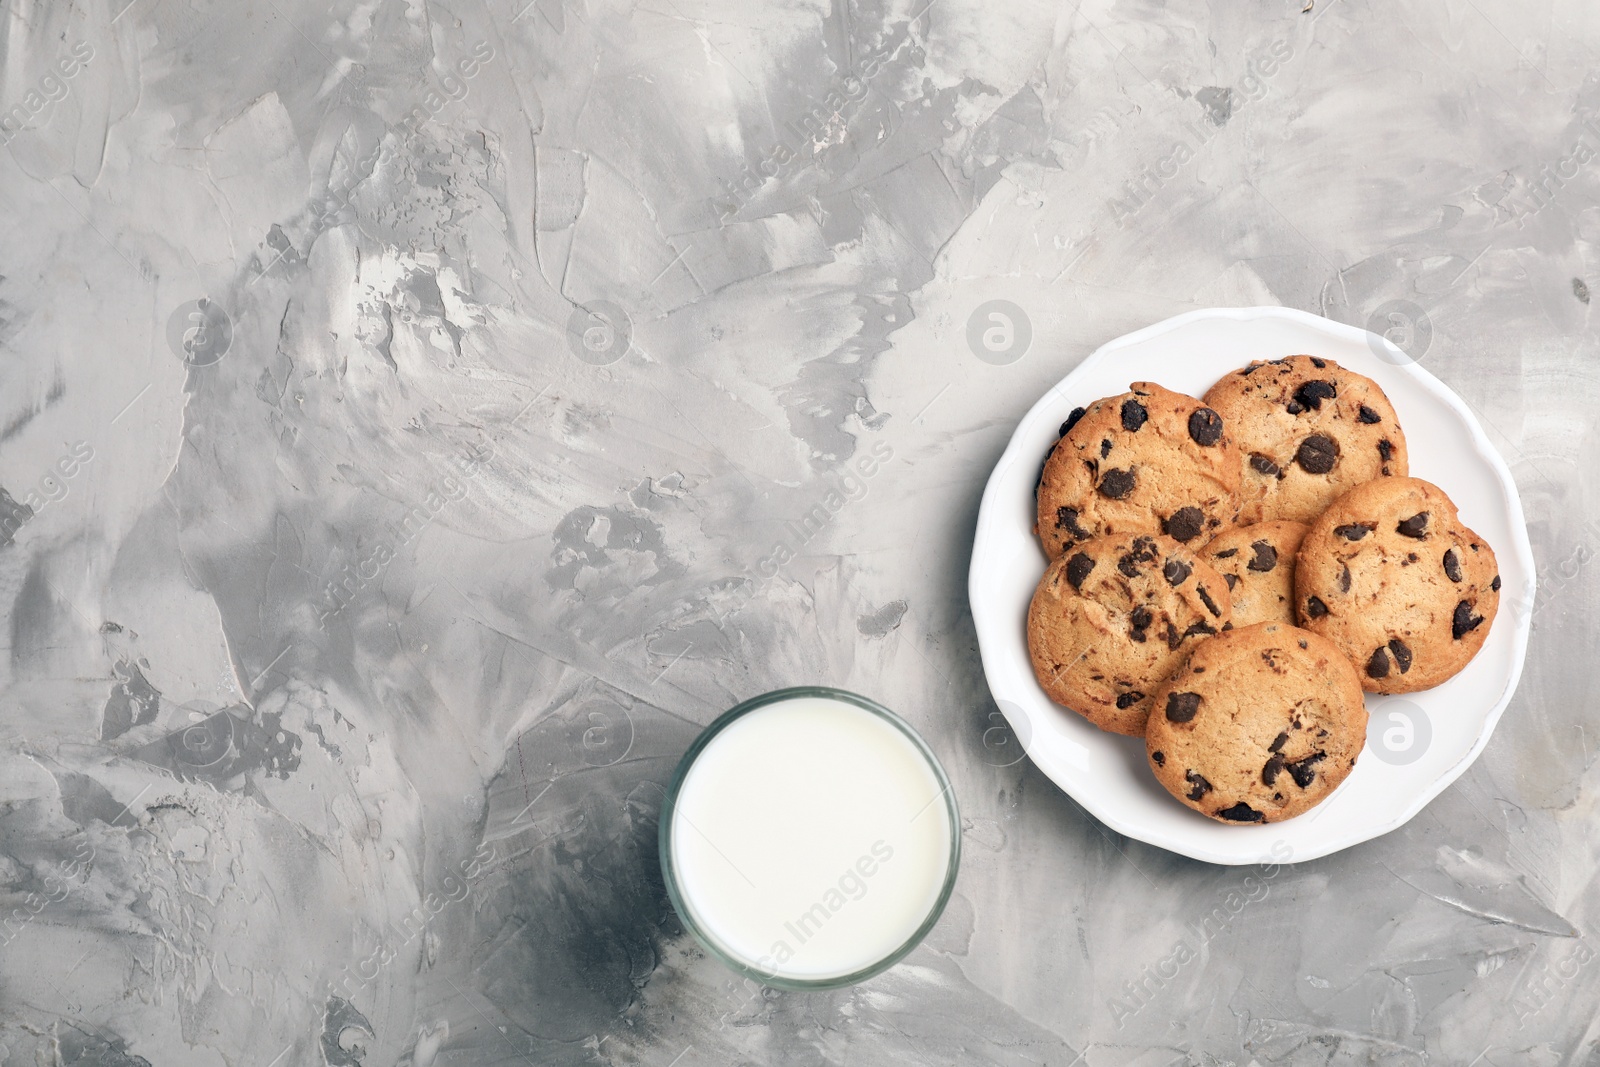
[1146,622,1367,824]
[1199,521,1309,627]
[1203,355,1408,524]
[1035,383,1241,559]
[1295,477,1499,693]
[1028,532,1233,736]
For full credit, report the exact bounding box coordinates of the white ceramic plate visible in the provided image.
[969,306,1535,865]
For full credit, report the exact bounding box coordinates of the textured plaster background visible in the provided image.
[1,0,1598,1063]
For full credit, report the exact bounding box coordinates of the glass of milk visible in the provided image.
[659,687,961,989]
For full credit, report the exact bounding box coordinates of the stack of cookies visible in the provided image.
[1028,356,1501,824]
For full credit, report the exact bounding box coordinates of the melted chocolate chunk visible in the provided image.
[1188,408,1224,446]
[1163,621,1183,650]
[1443,549,1462,583]
[1335,523,1372,541]
[1310,357,1327,368]
[1247,540,1278,572]
[1367,646,1391,678]
[1129,605,1153,636]
[1294,380,1338,411]
[1163,558,1192,586]
[1262,753,1286,786]
[1396,512,1429,539]
[1166,691,1202,723]
[1357,405,1382,424]
[1223,572,1238,590]
[1296,434,1340,474]
[1197,585,1223,617]
[1249,453,1280,476]
[1305,595,1329,618]
[1286,400,1304,415]
[1065,551,1096,589]
[1183,620,1217,639]
[1099,468,1136,499]
[1185,770,1212,801]
[1163,506,1205,543]
[1491,574,1501,591]
[1116,691,1145,709]
[1218,802,1265,822]
[1388,638,1412,673]
[1151,750,1165,766]
[1286,752,1326,788]
[1213,548,1238,558]
[1056,507,1090,539]
[1269,731,1289,752]
[1101,438,1113,458]
[1061,407,1086,437]
[1121,399,1148,431]
[1452,600,1485,639]
[1117,537,1158,578]
[1378,439,1395,462]
[1338,563,1351,592]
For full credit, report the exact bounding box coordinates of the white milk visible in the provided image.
[669,694,955,982]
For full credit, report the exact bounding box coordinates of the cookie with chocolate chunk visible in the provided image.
[1035,383,1241,559]
[1146,622,1367,824]
[1200,521,1309,627]
[1203,355,1407,524]
[1295,476,1499,694]
[1028,532,1232,736]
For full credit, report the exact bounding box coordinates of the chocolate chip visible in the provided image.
[1118,537,1158,577]
[1130,605,1152,632]
[1286,752,1325,788]
[1163,556,1193,586]
[1378,439,1394,462]
[1247,540,1278,572]
[1443,549,1462,583]
[1249,453,1279,476]
[1305,596,1328,618]
[1060,408,1086,437]
[1184,620,1217,639]
[1269,731,1289,752]
[1197,584,1222,617]
[1221,621,1233,631]
[1218,802,1264,822]
[1163,507,1205,543]
[1065,551,1096,589]
[1163,621,1183,650]
[1452,600,1485,639]
[1388,638,1412,673]
[1057,507,1090,538]
[1166,691,1202,723]
[1151,750,1165,766]
[1491,574,1501,591]
[1262,753,1285,786]
[1286,401,1304,415]
[1223,572,1238,590]
[1367,646,1391,678]
[1298,639,1308,649]
[1338,563,1351,592]
[1099,468,1136,499]
[1116,691,1145,709]
[1188,408,1224,446]
[1357,405,1382,424]
[1101,438,1113,458]
[1213,548,1238,559]
[1294,380,1338,411]
[1310,357,1327,368]
[1296,435,1339,474]
[1185,770,1212,801]
[1397,512,1429,539]
[1335,523,1371,541]
[1121,399,1148,431]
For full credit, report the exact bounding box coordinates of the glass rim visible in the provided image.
[657,685,963,991]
